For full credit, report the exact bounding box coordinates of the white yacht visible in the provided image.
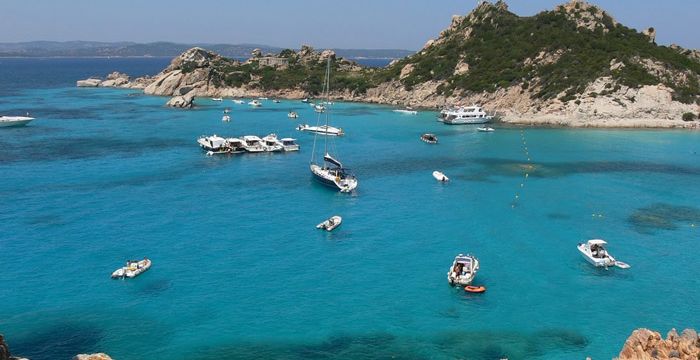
[280,138,300,152]
[0,116,34,127]
[248,100,262,107]
[287,111,299,119]
[242,135,265,153]
[261,134,284,152]
[440,106,493,124]
[309,58,358,193]
[447,254,480,286]
[296,124,344,136]
[232,99,245,104]
[577,239,630,269]
[198,135,228,152]
[224,138,247,153]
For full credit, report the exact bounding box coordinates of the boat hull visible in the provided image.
[310,164,357,192]
[0,118,33,127]
[444,117,491,125]
[577,244,615,267]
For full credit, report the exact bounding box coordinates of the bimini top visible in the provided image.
[587,239,608,246]
[455,254,476,264]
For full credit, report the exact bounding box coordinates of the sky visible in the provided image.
[0,0,698,50]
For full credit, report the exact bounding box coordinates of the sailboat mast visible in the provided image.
[323,57,331,158]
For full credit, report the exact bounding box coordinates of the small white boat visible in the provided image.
[314,104,326,113]
[421,133,438,144]
[477,127,495,132]
[242,135,265,153]
[302,98,310,103]
[261,133,284,152]
[212,97,223,102]
[296,124,344,136]
[316,215,342,231]
[222,115,231,122]
[248,100,262,107]
[258,97,269,100]
[273,99,281,103]
[223,108,231,114]
[280,138,300,152]
[393,109,418,115]
[447,254,479,286]
[0,116,34,128]
[287,111,299,119]
[111,258,152,279]
[232,99,245,104]
[577,239,630,269]
[433,171,449,182]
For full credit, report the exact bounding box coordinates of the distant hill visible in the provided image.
[0,41,414,59]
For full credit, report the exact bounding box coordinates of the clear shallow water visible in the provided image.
[0,59,699,360]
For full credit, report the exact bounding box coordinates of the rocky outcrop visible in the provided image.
[76,78,102,87]
[0,334,9,360]
[73,353,113,360]
[555,0,618,32]
[642,27,656,43]
[166,92,195,108]
[617,328,700,360]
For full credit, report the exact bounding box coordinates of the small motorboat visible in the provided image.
[221,115,231,122]
[421,133,438,144]
[477,127,495,132]
[232,99,245,104]
[273,99,281,103]
[316,215,342,231]
[314,104,326,113]
[393,108,418,115]
[301,98,310,103]
[248,100,262,107]
[0,115,34,128]
[258,97,269,100]
[464,285,486,293]
[433,171,449,182]
[577,239,630,269]
[288,111,299,119]
[212,97,223,102]
[111,258,151,279]
[447,254,479,286]
[223,108,231,114]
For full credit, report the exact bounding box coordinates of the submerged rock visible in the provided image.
[617,328,700,360]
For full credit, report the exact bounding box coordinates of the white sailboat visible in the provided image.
[309,58,357,193]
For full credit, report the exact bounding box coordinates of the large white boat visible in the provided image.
[0,116,34,127]
[261,134,284,152]
[447,254,480,286]
[440,106,493,124]
[224,138,247,153]
[296,124,344,136]
[111,258,151,279]
[280,138,300,152]
[248,100,262,107]
[309,58,358,193]
[242,135,265,152]
[577,239,630,269]
[197,135,228,152]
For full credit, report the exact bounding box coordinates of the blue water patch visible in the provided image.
[1,59,699,360]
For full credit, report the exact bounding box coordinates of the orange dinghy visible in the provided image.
[464,285,486,293]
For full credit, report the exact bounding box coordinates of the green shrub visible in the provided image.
[682,112,697,121]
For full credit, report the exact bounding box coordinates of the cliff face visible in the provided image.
[617,328,700,360]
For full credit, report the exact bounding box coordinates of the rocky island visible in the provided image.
[78,0,700,128]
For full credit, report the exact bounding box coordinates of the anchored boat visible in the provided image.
[440,105,493,124]
[577,239,630,269]
[297,124,344,136]
[433,171,449,182]
[0,115,34,128]
[316,215,342,231]
[309,58,358,193]
[111,258,151,279]
[447,254,480,286]
[421,133,438,144]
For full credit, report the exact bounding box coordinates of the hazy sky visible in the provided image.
[0,0,698,50]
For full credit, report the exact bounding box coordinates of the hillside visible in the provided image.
[79,0,700,127]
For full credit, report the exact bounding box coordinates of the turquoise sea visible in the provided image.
[0,58,699,360]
